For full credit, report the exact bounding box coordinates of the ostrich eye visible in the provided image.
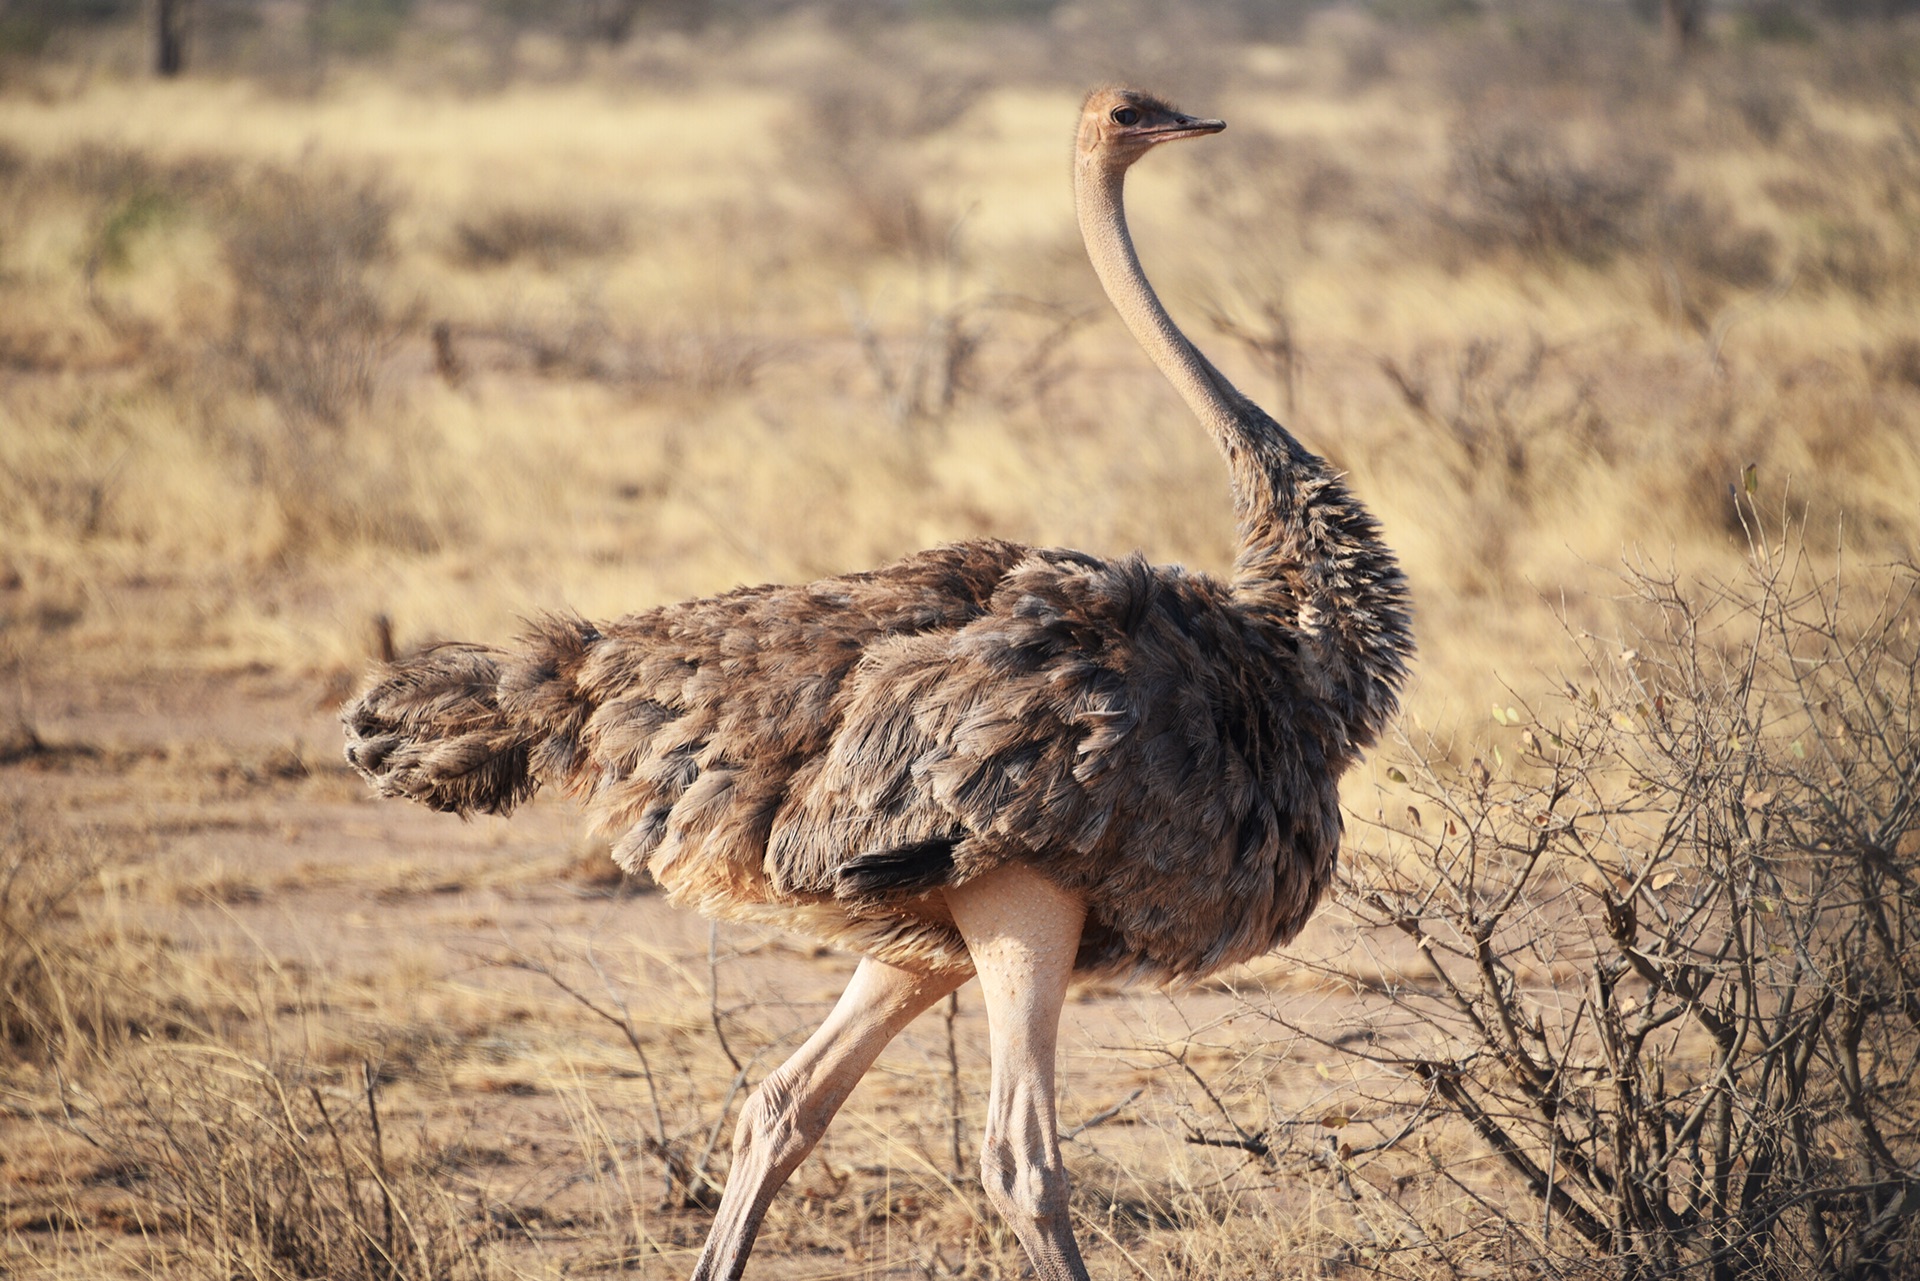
[1110,106,1140,126]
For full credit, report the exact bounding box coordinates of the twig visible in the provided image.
[500,945,678,1203]
[709,920,744,1074]
[1183,1131,1270,1159]
[1060,1088,1143,1143]
[1321,1134,1385,1252]
[944,989,966,1177]
[364,1061,396,1271]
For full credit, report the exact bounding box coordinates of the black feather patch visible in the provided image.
[837,839,957,899]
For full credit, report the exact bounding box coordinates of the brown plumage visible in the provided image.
[344,88,1412,986]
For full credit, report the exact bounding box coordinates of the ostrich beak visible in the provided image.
[1146,113,1226,143]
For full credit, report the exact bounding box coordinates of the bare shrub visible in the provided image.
[473,296,775,396]
[1736,2,1820,47]
[102,1054,493,1281]
[1781,126,1920,301]
[1190,131,1365,419]
[192,399,452,558]
[307,0,413,62]
[1446,119,1668,265]
[53,146,211,290]
[779,72,977,261]
[1377,334,1612,508]
[846,285,1090,451]
[499,940,729,1212]
[1192,130,1363,260]
[187,166,468,559]
[1330,529,1920,1277]
[1651,190,1782,330]
[1729,82,1806,147]
[1372,334,1617,595]
[1036,0,1236,102]
[1434,11,1670,114]
[0,144,234,364]
[224,167,397,426]
[1818,25,1920,106]
[1806,219,1896,300]
[0,797,132,1067]
[448,204,628,270]
[845,282,983,440]
[837,211,1090,449]
[1654,191,1779,293]
[1868,336,1920,392]
[1334,21,1395,91]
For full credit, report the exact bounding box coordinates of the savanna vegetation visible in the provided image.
[2,0,1917,1277]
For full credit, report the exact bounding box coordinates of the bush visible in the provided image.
[779,72,976,261]
[1340,528,1920,1278]
[1446,120,1668,264]
[448,204,628,270]
[0,798,120,1066]
[224,167,397,427]
[113,1054,493,1281]
[1655,190,1779,291]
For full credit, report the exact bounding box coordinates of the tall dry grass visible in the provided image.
[0,803,120,1066]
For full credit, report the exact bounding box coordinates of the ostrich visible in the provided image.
[344,87,1412,1281]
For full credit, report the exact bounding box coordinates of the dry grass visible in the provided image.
[5,12,1915,718]
[0,802,122,1066]
[4,5,1920,1279]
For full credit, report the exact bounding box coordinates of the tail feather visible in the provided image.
[342,643,538,816]
[498,614,601,787]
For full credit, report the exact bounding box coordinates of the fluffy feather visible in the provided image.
[342,644,536,816]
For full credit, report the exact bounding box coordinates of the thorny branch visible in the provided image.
[1320,526,1920,1277]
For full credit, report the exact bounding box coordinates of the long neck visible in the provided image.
[1075,165,1251,445]
[1074,155,1413,750]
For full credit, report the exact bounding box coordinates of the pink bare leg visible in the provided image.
[945,863,1091,1281]
[689,957,966,1281]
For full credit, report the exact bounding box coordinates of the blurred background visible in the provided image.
[2,2,1918,1278]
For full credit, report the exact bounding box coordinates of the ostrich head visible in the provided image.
[1076,87,1226,173]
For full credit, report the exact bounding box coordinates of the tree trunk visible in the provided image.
[155,0,187,77]
[1663,0,1705,56]
[598,0,649,45]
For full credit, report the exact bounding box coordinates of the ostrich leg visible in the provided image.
[946,863,1091,1281]
[689,956,966,1281]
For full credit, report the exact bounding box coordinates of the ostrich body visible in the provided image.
[344,89,1411,1281]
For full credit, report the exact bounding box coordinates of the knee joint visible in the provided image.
[979,1135,1068,1226]
[735,1072,817,1167]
